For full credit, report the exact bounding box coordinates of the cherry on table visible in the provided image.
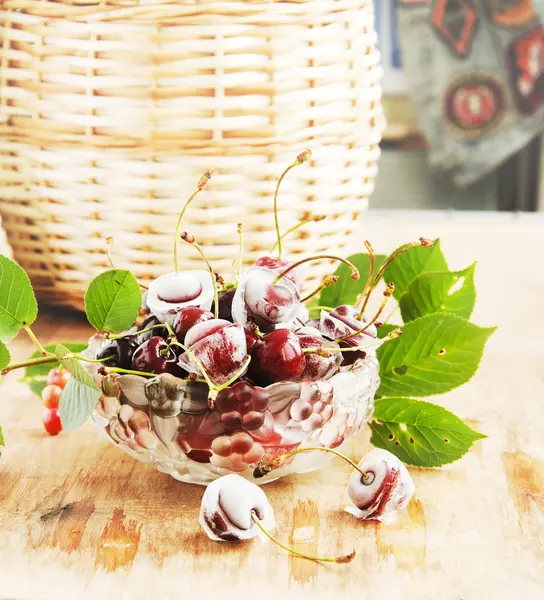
[42,407,62,436]
[46,367,70,389]
[42,385,62,409]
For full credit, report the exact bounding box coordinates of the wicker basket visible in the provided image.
[0,0,384,310]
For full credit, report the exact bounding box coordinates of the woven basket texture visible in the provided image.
[0,0,384,310]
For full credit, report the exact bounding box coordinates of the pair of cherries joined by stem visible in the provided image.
[200,446,415,565]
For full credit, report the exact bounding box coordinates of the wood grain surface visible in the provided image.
[0,212,543,600]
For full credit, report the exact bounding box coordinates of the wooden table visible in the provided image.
[1,212,543,599]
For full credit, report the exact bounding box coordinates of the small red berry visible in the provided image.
[42,384,62,409]
[42,408,62,436]
[46,367,70,389]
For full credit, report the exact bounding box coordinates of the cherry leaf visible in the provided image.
[56,344,101,431]
[0,340,10,372]
[382,239,447,301]
[0,255,38,342]
[21,342,87,397]
[400,264,476,322]
[85,269,141,333]
[370,397,486,466]
[320,252,386,308]
[376,313,496,397]
[376,324,401,339]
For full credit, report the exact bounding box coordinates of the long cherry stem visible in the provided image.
[273,149,312,259]
[236,223,244,281]
[269,213,326,255]
[106,236,148,290]
[273,255,359,285]
[300,275,339,303]
[355,240,375,308]
[254,446,368,479]
[180,232,219,319]
[1,354,56,376]
[102,367,157,378]
[337,284,394,343]
[359,238,432,318]
[251,512,355,564]
[174,170,213,275]
[109,323,168,341]
[23,325,48,356]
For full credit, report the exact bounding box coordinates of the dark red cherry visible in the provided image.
[173,306,214,344]
[248,329,305,386]
[213,288,236,322]
[136,315,168,345]
[245,330,258,353]
[131,336,186,376]
[97,338,138,370]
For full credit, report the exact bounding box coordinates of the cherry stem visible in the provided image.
[337,284,394,343]
[103,367,157,378]
[300,275,338,303]
[307,305,333,313]
[269,213,326,255]
[65,353,116,364]
[162,339,216,392]
[237,223,244,281]
[251,512,354,564]
[173,170,213,275]
[273,255,359,286]
[181,233,219,319]
[106,237,148,290]
[23,325,48,356]
[355,240,375,308]
[109,324,168,341]
[255,446,368,479]
[273,149,312,259]
[359,238,432,318]
[1,354,57,376]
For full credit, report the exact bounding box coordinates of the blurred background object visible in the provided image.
[0,0,383,309]
[373,0,544,209]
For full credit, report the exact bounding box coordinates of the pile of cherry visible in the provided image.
[93,254,377,398]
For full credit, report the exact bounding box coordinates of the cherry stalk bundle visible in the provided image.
[0,149,493,479]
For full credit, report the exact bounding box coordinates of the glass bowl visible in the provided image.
[86,338,380,486]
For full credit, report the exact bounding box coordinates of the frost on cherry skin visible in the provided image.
[295,328,342,382]
[232,267,300,329]
[345,448,415,521]
[319,305,377,364]
[200,474,275,541]
[146,270,214,325]
[253,256,307,291]
[178,319,248,386]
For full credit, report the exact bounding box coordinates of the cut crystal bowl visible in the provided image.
[85,336,380,486]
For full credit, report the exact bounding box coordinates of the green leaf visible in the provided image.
[85,269,141,333]
[320,253,386,308]
[0,341,10,371]
[376,324,402,339]
[56,344,101,431]
[0,425,4,447]
[370,397,486,466]
[376,313,496,398]
[382,239,448,301]
[22,342,87,397]
[400,263,476,322]
[0,255,38,342]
